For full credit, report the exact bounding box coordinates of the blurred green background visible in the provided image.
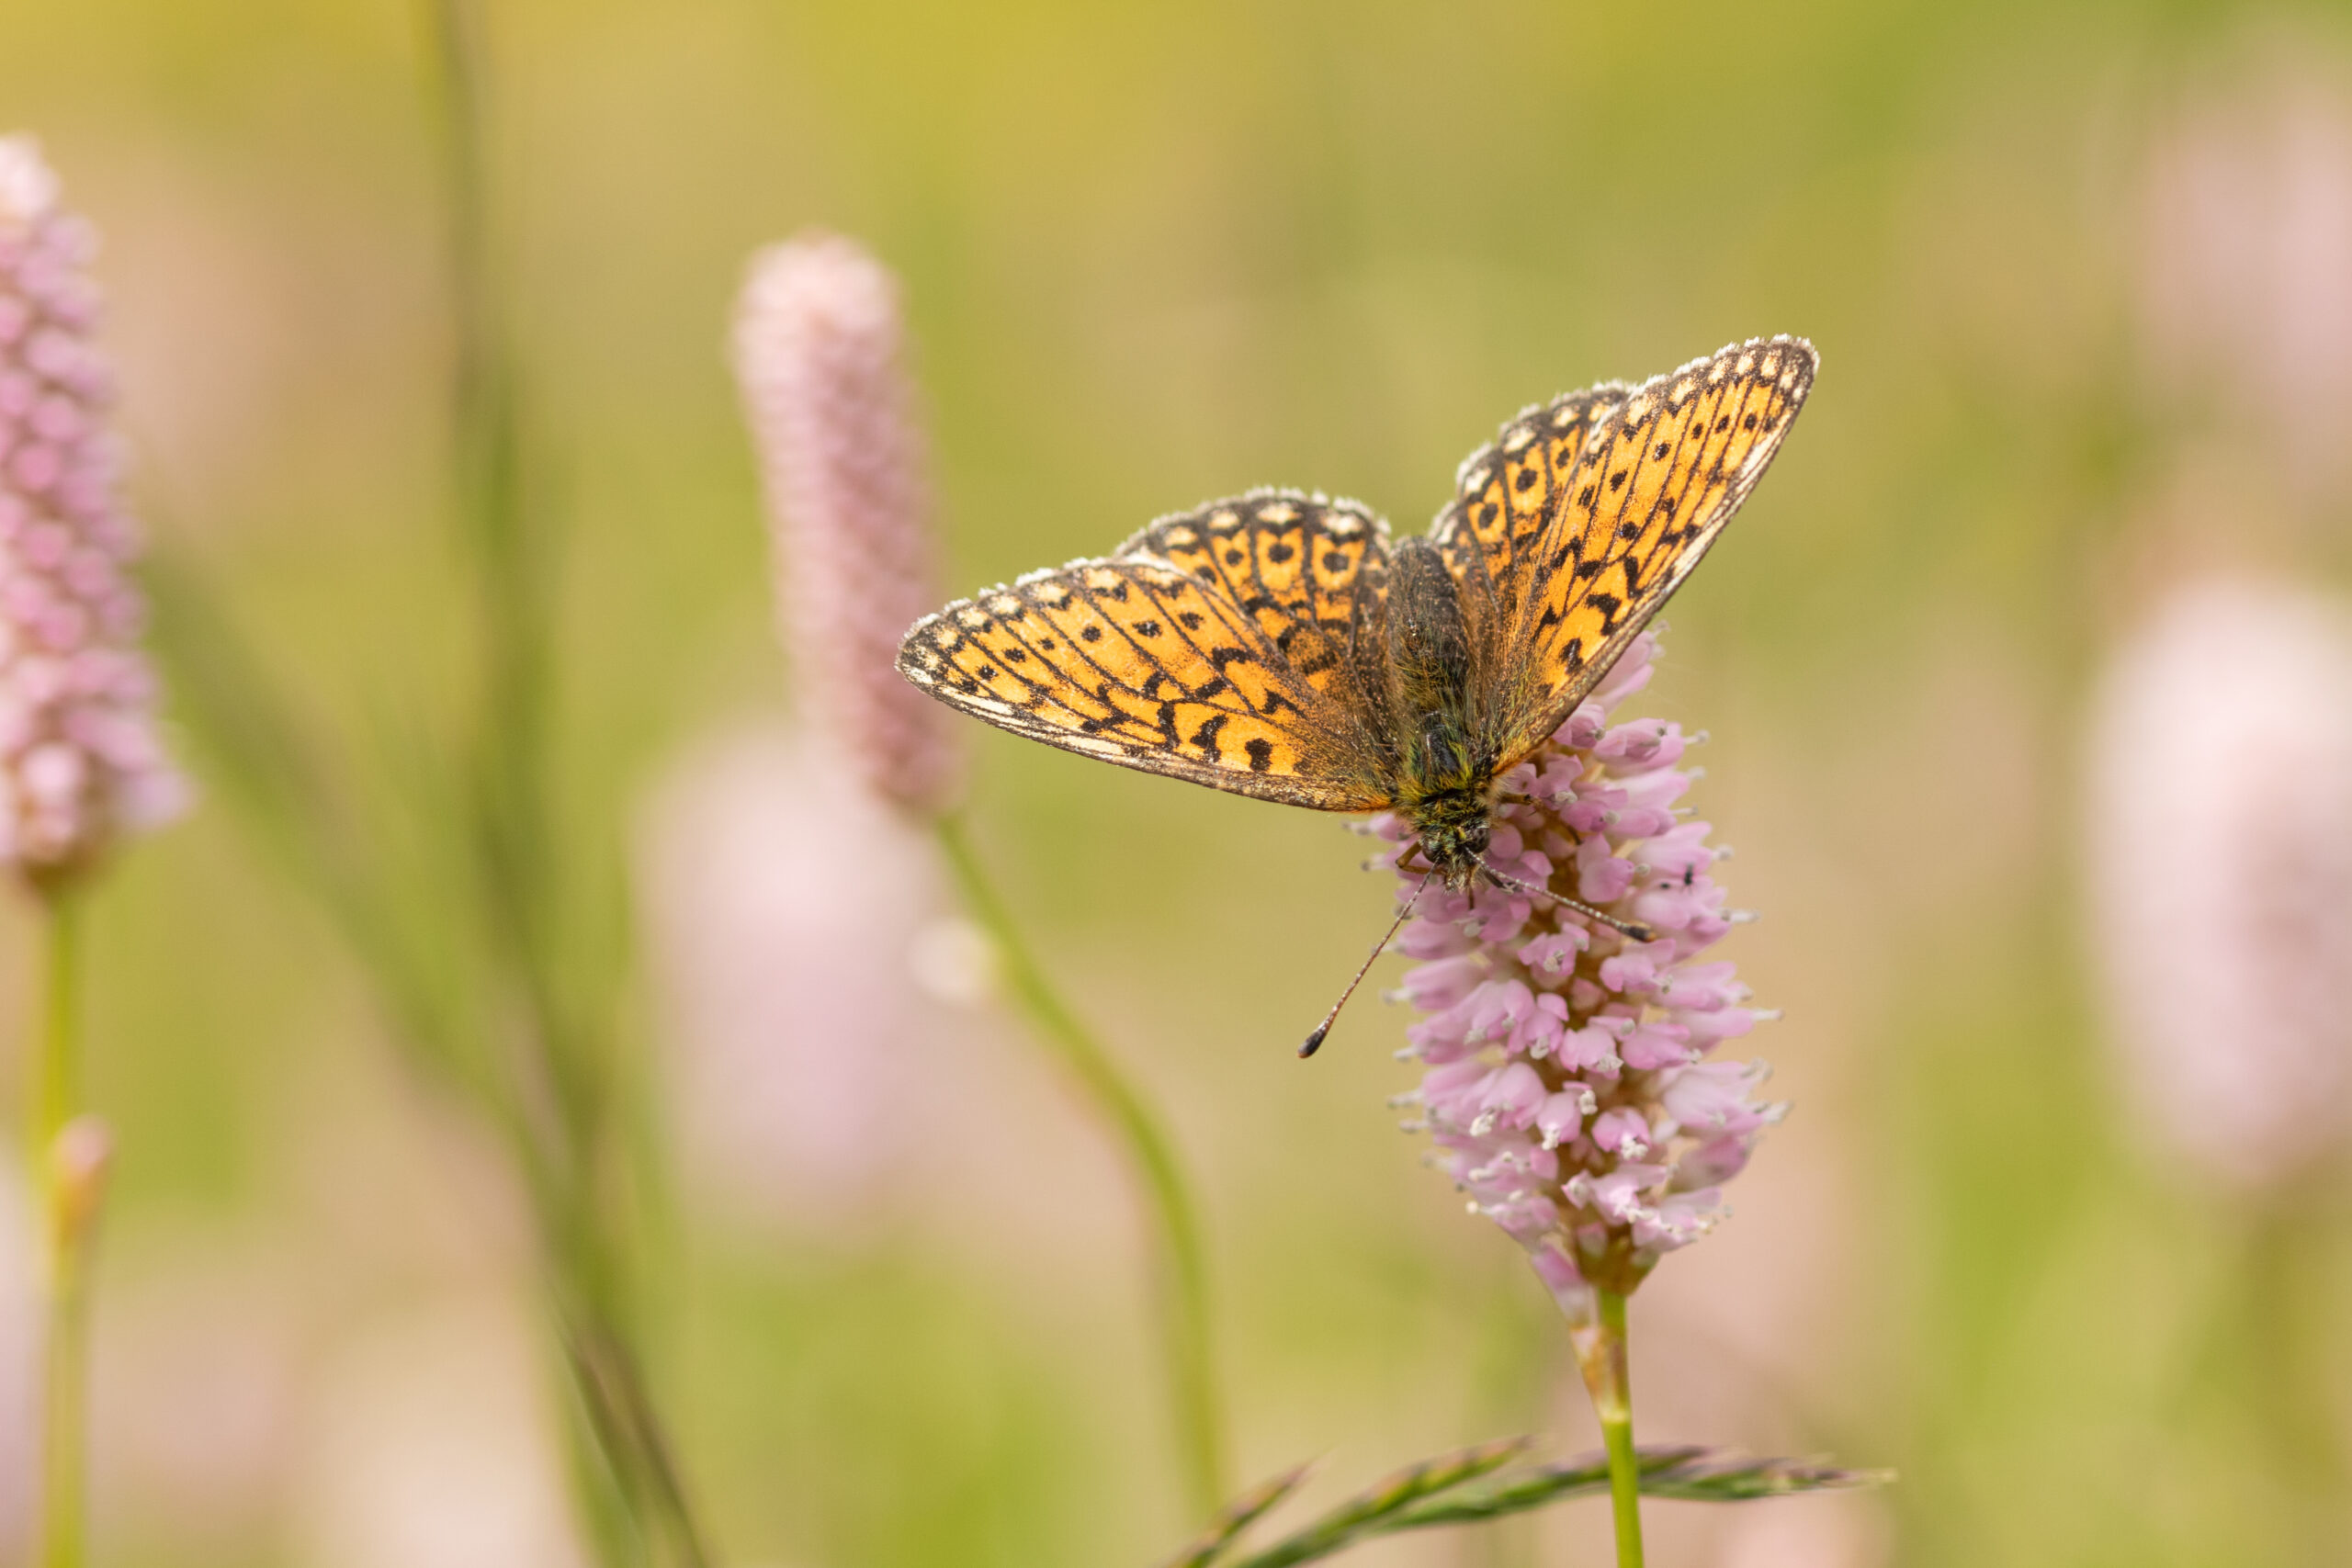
[5,1,2352,1564]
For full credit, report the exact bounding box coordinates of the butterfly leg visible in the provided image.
[1475,856,1656,943]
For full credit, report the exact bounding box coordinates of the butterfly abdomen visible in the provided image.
[1387,536,1496,887]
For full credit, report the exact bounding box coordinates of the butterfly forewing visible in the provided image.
[1468,336,1816,759]
[1433,383,1628,626]
[898,492,1398,809]
[1120,489,1394,712]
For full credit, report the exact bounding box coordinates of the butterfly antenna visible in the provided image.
[1301,870,1434,1059]
[1476,855,1657,943]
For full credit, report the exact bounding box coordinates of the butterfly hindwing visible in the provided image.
[898,496,1399,809]
[1468,336,1817,758]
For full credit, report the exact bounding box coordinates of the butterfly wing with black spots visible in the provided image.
[898,491,1402,808]
[1437,335,1817,761]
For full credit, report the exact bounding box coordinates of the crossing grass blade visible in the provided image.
[1169,1440,1891,1568]
[1155,1462,1318,1568]
[1216,1438,1532,1568]
[1387,1448,1891,1531]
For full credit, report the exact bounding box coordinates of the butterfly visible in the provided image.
[898,335,1815,897]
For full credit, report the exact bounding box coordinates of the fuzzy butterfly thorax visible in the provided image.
[897,335,1816,897]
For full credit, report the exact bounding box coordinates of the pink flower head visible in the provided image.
[2088,578,2352,1190]
[1391,633,1785,1303]
[0,136,184,884]
[733,233,961,815]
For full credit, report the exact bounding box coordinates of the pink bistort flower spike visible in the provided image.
[2141,66,2352,498]
[0,136,184,886]
[1386,632,1784,1307]
[2087,578,2352,1191]
[732,233,962,816]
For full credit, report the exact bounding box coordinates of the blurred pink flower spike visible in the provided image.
[640,719,1000,1235]
[2141,65,2352,499]
[1385,633,1785,1311]
[2088,578,2352,1192]
[732,231,962,816]
[0,135,185,888]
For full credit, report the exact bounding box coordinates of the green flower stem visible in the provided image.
[30,887,89,1568]
[30,889,76,1164]
[935,813,1227,1519]
[1582,1289,1645,1568]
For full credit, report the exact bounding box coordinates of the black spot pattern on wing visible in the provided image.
[897,338,1817,844]
[1453,337,1818,760]
[897,493,1402,808]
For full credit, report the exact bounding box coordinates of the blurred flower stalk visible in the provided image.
[1378,634,1783,1567]
[0,133,185,1567]
[2113,65,2352,1556]
[2088,577,2352,1548]
[731,232,1229,1517]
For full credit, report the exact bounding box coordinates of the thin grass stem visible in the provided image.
[935,812,1227,1519]
[422,3,708,1563]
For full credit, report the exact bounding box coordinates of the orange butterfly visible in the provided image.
[899,337,1815,895]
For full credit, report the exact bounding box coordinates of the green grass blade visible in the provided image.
[1157,1462,1317,1568]
[1225,1438,1532,1568]
[1191,1442,1891,1568]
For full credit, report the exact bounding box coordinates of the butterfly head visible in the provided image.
[1408,787,1494,894]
